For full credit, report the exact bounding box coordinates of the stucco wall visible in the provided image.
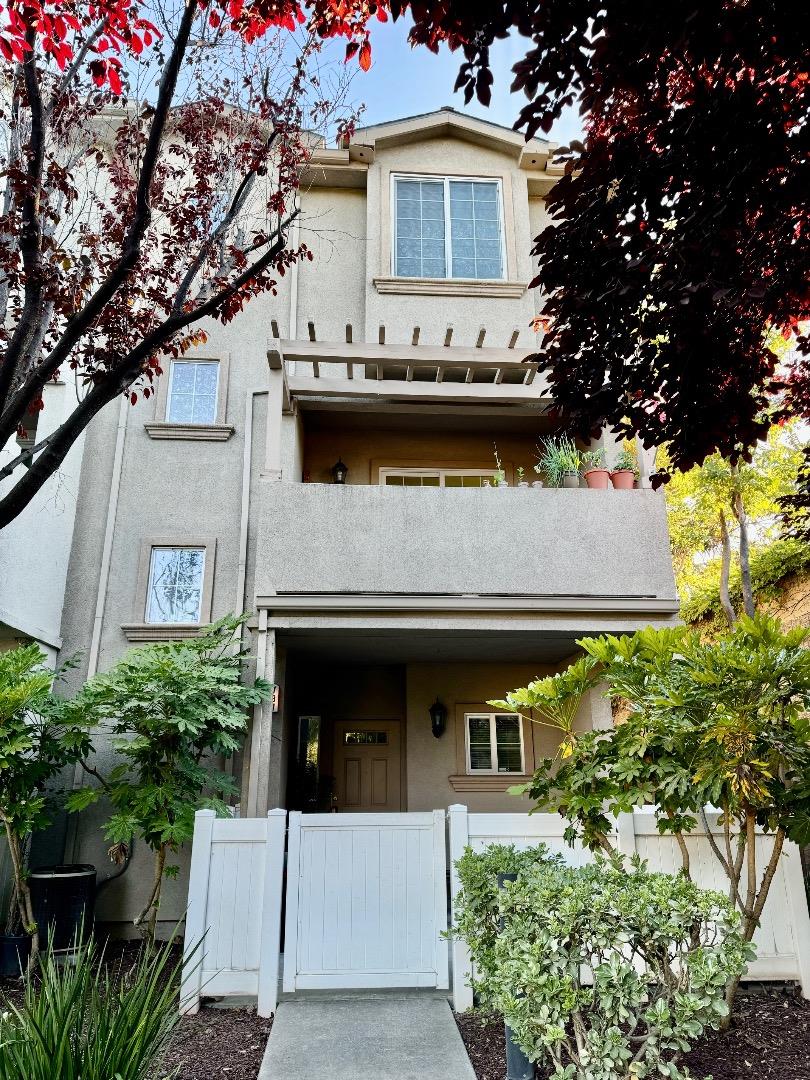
[256,483,678,600]
[302,426,548,485]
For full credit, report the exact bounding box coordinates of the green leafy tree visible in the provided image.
[68,616,272,941]
[665,423,805,626]
[0,645,90,963]
[498,616,810,1011]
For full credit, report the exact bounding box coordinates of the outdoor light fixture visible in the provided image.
[331,458,349,484]
[429,697,447,739]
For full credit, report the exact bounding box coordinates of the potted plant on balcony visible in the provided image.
[492,444,508,487]
[516,466,529,488]
[610,446,639,489]
[581,448,610,489]
[536,436,581,488]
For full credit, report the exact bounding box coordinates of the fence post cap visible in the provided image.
[267,808,287,818]
[448,804,468,813]
[195,808,217,818]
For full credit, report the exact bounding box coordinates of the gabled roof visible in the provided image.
[352,106,554,166]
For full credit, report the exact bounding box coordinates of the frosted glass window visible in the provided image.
[167,361,219,424]
[466,713,524,774]
[146,547,205,623]
[394,176,504,281]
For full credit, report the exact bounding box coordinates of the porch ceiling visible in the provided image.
[277,627,586,664]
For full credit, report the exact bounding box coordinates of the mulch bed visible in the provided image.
[160,1007,272,1080]
[456,985,810,1080]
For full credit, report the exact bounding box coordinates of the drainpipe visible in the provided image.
[287,215,300,345]
[65,394,128,863]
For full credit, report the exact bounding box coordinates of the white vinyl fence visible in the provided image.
[447,804,810,1011]
[182,805,810,1016]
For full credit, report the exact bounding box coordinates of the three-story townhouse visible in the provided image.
[53,107,679,933]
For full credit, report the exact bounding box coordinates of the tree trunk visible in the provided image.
[3,822,39,970]
[134,844,166,946]
[730,476,755,617]
[718,509,736,626]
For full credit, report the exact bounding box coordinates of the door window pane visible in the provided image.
[167,361,219,424]
[467,716,492,771]
[146,547,205,623]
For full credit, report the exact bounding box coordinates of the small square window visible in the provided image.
[167,361,219,425]
[146,547,205,624]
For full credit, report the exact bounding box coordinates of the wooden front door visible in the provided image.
[333,721,402,812]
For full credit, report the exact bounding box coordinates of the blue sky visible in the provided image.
[349,15,584,146]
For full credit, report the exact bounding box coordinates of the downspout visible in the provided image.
[66,393,128,862]
[287,216,300,344]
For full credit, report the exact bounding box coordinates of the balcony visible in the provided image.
[254,483,678,617]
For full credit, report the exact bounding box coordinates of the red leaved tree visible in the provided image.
[0,0,374,528]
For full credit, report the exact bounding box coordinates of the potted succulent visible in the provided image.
[610,447,639,489]
[581,448,610,489]
[536,436,581,488]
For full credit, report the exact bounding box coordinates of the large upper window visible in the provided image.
[145,547,205,624]
[465,713,524,774]
[167,360,219,425]
[393,176,505,281]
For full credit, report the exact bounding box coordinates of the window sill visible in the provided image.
[373,277,527,299]
[448,774,532,793]
[121,623,205,642]
[144,422,234,441]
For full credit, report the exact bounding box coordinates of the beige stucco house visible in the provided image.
[46,107,678,930]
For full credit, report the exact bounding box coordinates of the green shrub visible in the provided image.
[453,843,562,998]
[0,937,183,1080]
[454,852,751,1080]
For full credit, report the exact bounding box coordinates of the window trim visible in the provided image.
[464,712,525,776]
[145,353,233,441]
[390,173,508,283]
[122,537,217,641]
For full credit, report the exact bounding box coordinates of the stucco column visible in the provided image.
[263,367,284,480]
[245,615,277,817]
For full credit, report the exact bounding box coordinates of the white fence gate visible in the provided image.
[283,811,449,992]
[182,805,810,1016]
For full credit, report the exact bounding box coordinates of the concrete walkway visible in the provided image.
[258,991,477,1080]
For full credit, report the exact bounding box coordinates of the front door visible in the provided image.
[333,720,402,812]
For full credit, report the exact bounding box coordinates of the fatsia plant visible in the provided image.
[516,615,810,1010]
[0,645,90,963]
[68,615,272,941]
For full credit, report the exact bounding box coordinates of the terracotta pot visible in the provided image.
[610,469,636,490]
[583,468,610,490]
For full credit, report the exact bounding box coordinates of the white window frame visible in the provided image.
[145,545,206,624]
[166,359,220,426]
[379,467,495,487]
[391,173,507,282]
[465,712,525,775]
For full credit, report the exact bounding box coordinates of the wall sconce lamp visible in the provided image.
[331,458,349,484]
[429,697,447,739]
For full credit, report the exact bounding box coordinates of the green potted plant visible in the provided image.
[0,646,90,973]
[535,436,581,488]
[610,446,638,489]
[515,466,529,488]
[492,444,508,487]
[580,447,610,489]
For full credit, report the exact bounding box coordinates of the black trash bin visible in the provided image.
[29,864,96,953]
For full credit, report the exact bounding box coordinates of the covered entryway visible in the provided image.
[333,720,402,811]
[282,811,449,992]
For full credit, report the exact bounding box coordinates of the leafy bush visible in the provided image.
[453,843,561,995]
[456,853,751,1080]
[0,937,183,1080]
